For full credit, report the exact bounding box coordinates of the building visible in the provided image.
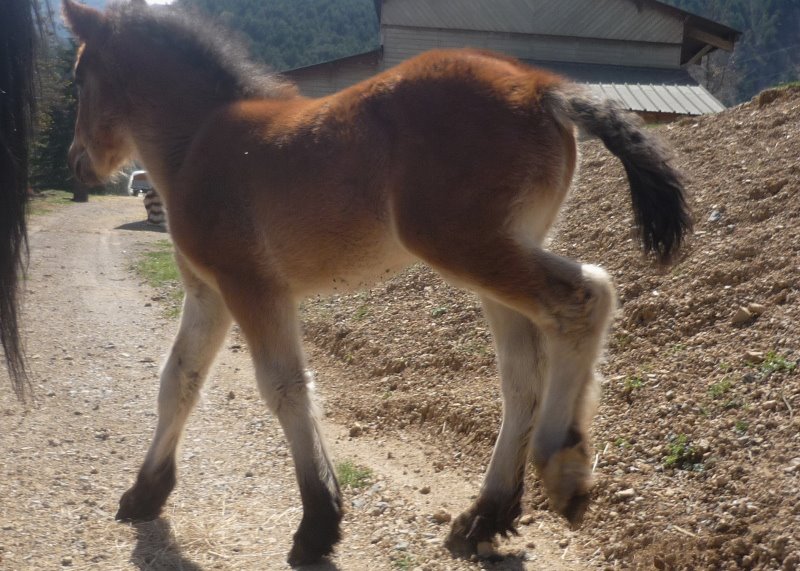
[286,0,740,121]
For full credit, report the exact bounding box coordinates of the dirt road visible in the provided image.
[0,197,587,570]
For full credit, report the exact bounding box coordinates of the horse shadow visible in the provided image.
[129,518,345,570]
[116,220,168,233]
[130,518,203,571]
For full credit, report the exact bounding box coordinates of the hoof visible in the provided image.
[539,445,593,527]
[115,460,176,523]
[444,496,520,558]
[562,491,591,529]
[287,495,342,567]
[116,486,163,522]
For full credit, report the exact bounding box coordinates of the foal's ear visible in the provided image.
[63,0,107,42]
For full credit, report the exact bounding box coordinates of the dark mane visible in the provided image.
[105,2,295,100]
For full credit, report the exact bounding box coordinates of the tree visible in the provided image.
[30,39,79,193]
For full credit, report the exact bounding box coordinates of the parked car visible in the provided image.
[127,170,152,196]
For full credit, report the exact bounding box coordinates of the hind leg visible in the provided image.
[446,297,546,555]
[530,263,613,526]
[217,276,342,567]
[400,217,614,528]
[117,261,232,522]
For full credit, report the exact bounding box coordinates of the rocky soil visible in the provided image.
[301,86,800,570]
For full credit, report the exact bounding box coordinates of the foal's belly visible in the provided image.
[283,234,416,298]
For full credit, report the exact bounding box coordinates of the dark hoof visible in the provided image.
[562,491,591,528]
[444,511,482,557]
[445,497,520,558]
[115,460,176,523]
[286,497,342,567]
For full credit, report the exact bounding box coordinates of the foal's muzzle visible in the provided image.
[68,142,101,187]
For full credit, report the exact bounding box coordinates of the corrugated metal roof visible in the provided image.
[528,60,725,115]
[586,83,723,115]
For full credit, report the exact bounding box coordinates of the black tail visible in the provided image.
[0,0,43,399]
[549,89,692,264]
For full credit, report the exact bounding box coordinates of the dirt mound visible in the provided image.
[302,86,800,569]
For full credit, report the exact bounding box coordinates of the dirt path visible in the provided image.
[1,197,588,570]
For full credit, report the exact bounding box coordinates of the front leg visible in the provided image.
[117,261,232,522]
[218,276,343,566]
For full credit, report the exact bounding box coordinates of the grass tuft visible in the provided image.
[132,240,183,317]
[663,434,703,471]
[336,460,372,489]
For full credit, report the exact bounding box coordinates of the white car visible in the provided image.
[127,170,152,196]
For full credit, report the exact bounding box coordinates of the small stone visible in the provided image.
[432,509,451,524]
[372,501,389,515]
[558,537,570,548]
[744,351,764,364]
[349,423,363,437]
[394,541,409,551]
[519,514,534,525]
[615,488,636,500]
[708,210,722,222]
[61,556,73,566]
[244,470,254,478]
[226,390,235,400]
[746,303,766,316]
[419,486,431,495]
[732,307,753,325]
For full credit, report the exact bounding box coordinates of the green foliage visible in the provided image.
[30,40,79,190]
[336,460,373,489]
[623,375,646,393]
[759,351,797,375]
[178,0,379,71]
[709,377,733,399]
[353,305,370,320]
[392,554,415,570]
[663,434,703,470]
[431,306,448,318]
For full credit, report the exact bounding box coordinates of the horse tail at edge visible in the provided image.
[546,88,692,264]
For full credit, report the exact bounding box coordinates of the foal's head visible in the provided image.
[62,0,295,185]
[63,0,137,185]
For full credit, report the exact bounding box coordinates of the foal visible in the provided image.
[64,0,690,565]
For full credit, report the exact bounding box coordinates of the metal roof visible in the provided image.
[529,60,726,115]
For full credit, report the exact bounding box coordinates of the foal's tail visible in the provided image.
[547,88,692,264]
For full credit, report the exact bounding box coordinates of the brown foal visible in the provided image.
[64,0,690,565]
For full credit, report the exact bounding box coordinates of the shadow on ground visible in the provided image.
[116,220,168,233]
[131,519,203,571]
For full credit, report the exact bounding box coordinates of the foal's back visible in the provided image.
[170,50,575,295]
